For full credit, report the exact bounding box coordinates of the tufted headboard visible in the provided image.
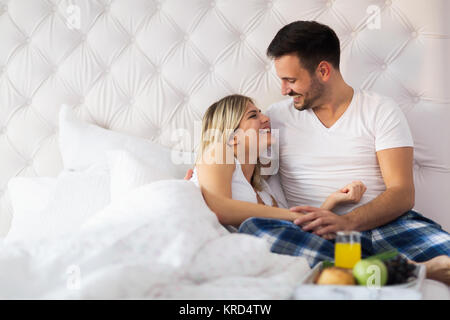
[0,0,449,236]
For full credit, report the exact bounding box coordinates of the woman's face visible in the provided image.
[234,102,272,157]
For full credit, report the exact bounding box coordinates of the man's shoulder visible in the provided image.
[358,90,399,110]
[356,90,404,121]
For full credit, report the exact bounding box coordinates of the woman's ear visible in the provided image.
[227,132,239,146]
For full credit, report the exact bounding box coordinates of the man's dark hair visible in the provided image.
[267,21,341,73]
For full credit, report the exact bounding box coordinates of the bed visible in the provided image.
[0,0,448,299]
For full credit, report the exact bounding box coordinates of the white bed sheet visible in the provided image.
[1,177,447,299]
[0,179,310,299]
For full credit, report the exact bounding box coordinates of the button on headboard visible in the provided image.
[0,0,449,235]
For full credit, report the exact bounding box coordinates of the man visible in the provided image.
[236,21,450,283]
[185,20,450,284]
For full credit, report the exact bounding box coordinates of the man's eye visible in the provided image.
[288,79,296,83]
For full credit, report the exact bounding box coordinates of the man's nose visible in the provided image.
[281,81,290,96]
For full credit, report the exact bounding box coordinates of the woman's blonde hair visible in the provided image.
[197,94,263,191]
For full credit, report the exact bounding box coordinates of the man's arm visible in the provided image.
[291,147,415,235]
[344,146,415,231]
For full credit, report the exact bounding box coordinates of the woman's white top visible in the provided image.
[190,158,280,232]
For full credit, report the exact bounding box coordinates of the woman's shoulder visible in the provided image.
[194,150,236,181]
[195,158,236,172]
[197,143,236,168]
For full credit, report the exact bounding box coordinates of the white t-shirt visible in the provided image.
[266,89,414,215]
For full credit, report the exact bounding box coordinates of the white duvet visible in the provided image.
[0,180,310,299]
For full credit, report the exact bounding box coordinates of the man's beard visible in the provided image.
[289,76,325,111]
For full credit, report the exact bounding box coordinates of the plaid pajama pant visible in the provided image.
[238,210,450,267]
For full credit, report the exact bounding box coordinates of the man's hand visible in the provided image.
[184,169,193,180]
[290,206,355,238]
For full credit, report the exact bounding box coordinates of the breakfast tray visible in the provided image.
[292,261,426,300]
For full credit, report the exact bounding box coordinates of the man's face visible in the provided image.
[274,54,324,111]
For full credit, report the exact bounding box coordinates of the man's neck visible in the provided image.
[313,79,354,128]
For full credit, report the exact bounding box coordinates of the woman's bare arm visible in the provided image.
[196,162,301,227]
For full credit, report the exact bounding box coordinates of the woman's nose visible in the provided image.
[261,113,270,125]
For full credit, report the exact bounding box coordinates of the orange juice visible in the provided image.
[334,242,362,269]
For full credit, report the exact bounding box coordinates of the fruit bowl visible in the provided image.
[306,260,426,289]
[292,260,426,300]
[293,249,427,299]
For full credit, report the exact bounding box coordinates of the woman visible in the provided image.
[189,94,366,238]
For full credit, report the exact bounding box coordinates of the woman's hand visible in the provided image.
[323,181,367,210]
[184,169,193,180]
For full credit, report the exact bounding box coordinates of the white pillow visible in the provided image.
[59,104,194,178]
[107,150,177,200]
[6,164,110,243]
[7,177,57,217]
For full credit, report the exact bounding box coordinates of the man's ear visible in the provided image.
[317,61,332,81]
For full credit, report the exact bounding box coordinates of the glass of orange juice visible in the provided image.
[334,231,361,269]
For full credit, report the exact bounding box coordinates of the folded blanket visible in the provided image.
[0,180,310,299]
